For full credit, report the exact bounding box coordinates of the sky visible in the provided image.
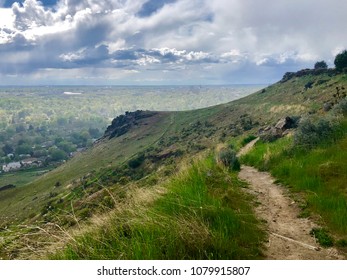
[0,0,346,85]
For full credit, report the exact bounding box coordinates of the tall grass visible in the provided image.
[52,156,265,260]
[241,118,347,237]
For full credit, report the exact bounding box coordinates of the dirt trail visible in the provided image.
[237,140,343,260]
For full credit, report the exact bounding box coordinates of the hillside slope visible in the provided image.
[0,70,346,259]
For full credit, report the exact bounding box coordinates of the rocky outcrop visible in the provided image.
[259,116,298,142]
[275,116,296,131]
[103,110,158,139]
[280,68,336,83]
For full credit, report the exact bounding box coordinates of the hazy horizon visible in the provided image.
[0,83,268,87]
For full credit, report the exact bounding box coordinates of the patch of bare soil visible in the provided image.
[237,138,260,157]
[238,141,343,260]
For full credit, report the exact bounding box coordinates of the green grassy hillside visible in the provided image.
[241,115,347,250]
[52,156,265,260]
[0,70,346,259]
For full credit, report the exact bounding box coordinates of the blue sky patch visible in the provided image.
[3,0,58,8]
[137,0,176,18]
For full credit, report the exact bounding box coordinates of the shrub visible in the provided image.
[78,208,92,220]
[49,148,68,161]
[102,196,115,209]
[334,50,347,71]
[332,98,347,116]
[310,228,334,247]
[128,154,145,169]
[293,117,337,149]
[336,239,347,248]
[217,149,240,171]
[314,61,328,69]
[304,81,314,90]
[239,115,254,131]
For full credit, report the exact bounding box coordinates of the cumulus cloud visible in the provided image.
[0,0,346,84]
[59,46,220,69]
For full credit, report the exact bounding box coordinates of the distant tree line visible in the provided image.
[313,50,347,72]
[282,50,347,83]
[334,50,347,71]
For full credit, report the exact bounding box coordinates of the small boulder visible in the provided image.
[259,117,296,142]
[275,116,295,131]
[259,127,282,142]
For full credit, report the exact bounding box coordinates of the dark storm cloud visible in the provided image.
[60,44,110,66]
[112,49,139,61]
[73,15,113,47]
[0,0,221,75]
[59,47,220,69]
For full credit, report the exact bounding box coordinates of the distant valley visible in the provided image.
[0,85,262,187]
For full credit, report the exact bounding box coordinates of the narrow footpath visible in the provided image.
[237,139,343,260]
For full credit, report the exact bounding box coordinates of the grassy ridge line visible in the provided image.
[241,119,347,245]
[52,155,265,260]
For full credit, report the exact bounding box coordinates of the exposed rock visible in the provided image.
[259,127,282,142]
[282,129,294,137]
[103,110,157,139]
[259,117,297,142]
[280,68,336,83]
[275,116,296,131]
